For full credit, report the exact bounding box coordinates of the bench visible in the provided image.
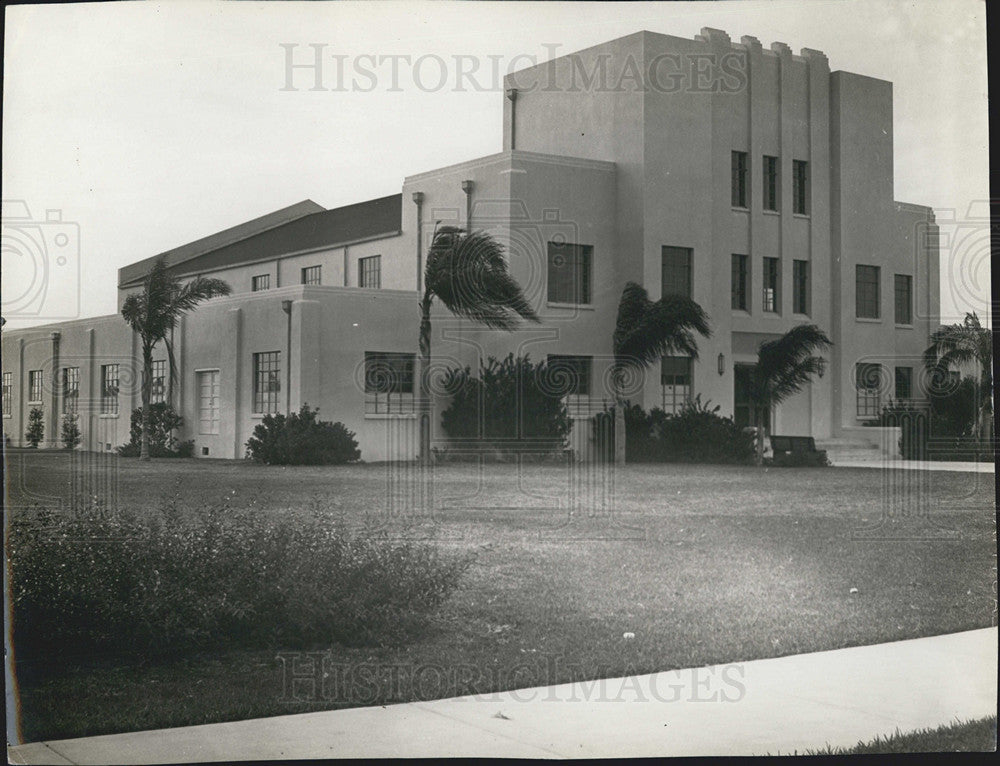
[769,435,828,466]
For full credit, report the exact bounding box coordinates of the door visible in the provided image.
[734,364,771,433]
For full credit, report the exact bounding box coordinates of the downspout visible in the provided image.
[461,180,474,232]
[281,299,292,415]
[506,88,518,151]
[412,191,424,292]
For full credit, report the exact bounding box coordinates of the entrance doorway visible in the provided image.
[734,364,771,433]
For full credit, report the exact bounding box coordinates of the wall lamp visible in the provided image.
[717,353,725,376]
[281,299,292,315]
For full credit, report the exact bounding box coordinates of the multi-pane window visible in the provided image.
[2,372,12,416]
[894,367,912,401]
[762,257,780,313]
[661,356,692,414]
[301,265,322,286]
[547,242,592,304]
[731,254,749,311]
[150,360,167,404]
[856,265,880,319]
[101,364,119,415]
[28,370,43,403]
[894,274,912,325]
[359,256,381,288]
[252,351,281,414]
[793,260,809,315]
[546,355,592,397]
[364,351,415,414]
[763,155,779,211]
[856,363,882,417]
[662,246,692,299]
[62,367,80,414]
[252,274,270,292]
[731,151,748,208]
[197,370,221,434]
[792,160,809,215]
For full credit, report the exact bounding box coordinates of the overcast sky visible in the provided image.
[2,0,989,329]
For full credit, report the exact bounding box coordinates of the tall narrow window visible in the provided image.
[364,351,415,414]
[197,370,221,434]
[150,359,167,404]
[856,265,880,319]
[792,260,809,315]
[359,256,381,288]
[28,370,43,403]
[661,356,692,414]
[546,355,592,396]
[252,351,281,414]
[547,242,592,304]
[894,274,912,325]
[731,254,749,311]
[856,363,882,417]
[792,160,809,214]
[731,151,748,208]
[762,257,780,313]
[252,274,270,292]
[2,372,12,416]
[101,364,119,415]
[301,265,322,285]
[62,367,80,414]
[763,155,779,211]
[894,367,912,401]
[662,246,692,298]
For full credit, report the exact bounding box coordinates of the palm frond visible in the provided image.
[613,282,711,370]
[753,324,832,407]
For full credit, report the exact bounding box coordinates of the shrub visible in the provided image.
[880,377,980,460]
[117,403,190,457]
[8,493,473,664]
[439,354,571,449]
[60,414,81,450]
[24,408,44,448]
[245,404,360,465]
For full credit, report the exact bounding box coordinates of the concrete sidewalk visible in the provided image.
[832,459,994,473]
[8,628,996,762]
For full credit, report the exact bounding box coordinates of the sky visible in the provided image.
[1,0,990,330]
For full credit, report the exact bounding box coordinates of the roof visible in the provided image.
[118,195,402,286]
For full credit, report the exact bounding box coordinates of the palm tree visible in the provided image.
[611,281,711,464]
[121,257,231,460]
[924,312,993,439]
[419,225,539,461]
[744,324,832,465]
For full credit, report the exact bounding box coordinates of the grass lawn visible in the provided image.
[801,716,997,754]
[6,450,996,744]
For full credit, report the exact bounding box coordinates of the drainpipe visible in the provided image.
[281,299,292,415]
[461,180,474,233]
[506,88,518,151]
[412,191,424,292]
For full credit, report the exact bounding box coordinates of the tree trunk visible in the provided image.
[755,408,765,467]
[418,295,432,464]
[612,372,625,466]
[140,346,152,461]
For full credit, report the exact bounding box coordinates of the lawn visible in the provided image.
[6,450,996,743]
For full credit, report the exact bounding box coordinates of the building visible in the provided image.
[1,28,939,461]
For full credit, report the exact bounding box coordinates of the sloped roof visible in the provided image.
[118,195,402,286]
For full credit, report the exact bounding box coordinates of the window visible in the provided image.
[894,367,912,401]
[150,360,167,404]
[662,246,692,299]
[359,256,381,288]
[252,351,281,414]
[252,274,270,292]
[763,155,779,211]
[762,257,780,313]
[856,265,880,319]
[301,265,322,286]
[731,254,749,311]
[364,352,415,414]
[197,370,220,434]
[855,363,882,417]
[793,260,809,315]
[547,242,592,304]
[546,355,592,396]
[62,367,80,414]
[792,160,809,214]
[894,274,912,325]
[2,372,11,416]
[28,370,43,403]
[661,356,692,414]
[731,151,748,208]
[101,364,119,415]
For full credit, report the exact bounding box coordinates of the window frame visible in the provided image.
[546,354,593,397]
[855,362,882,418]
[731,254,749,311]
[364,351,416,414]
[252,274,271,292]
[763,155,779,211]
[792,159,809,215]
[301,265,322,286]
[894,366,913,401]
[731,150,749,208]
[792,259,810,315]
[856,264,881,320]
[894,273,913,325]
[197,369,221,434]
[101,363,120,415]
[547,242,593,305]
[660,356,693,414]
[662,246,693,299]
[2,372,12,417]
[252,351,281,414]
[28,369,44,404]
[358,256,382,289]
[62,366,80,415]
[762,257,780,314]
